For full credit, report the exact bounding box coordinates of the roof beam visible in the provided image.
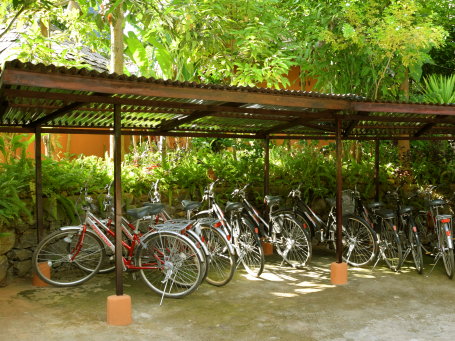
[25,92,110,127]
[155,102,245,133]
[414,115,455,137]
[352,101,455,115]
[256,109,337,136]
[2,68,352,110]
[343,111,369,138]
[4,89,336,119]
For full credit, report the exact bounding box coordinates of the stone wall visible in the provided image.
[0,223,39,286]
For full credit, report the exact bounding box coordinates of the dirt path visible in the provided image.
[2,248,455,341]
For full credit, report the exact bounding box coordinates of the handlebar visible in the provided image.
[231,183,250,198]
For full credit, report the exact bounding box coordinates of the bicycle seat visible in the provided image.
[368,202,384,209]
[429,199,446,207]
[264,195,282,206]
[127,206,160,220]
[182,200,202,211]
[141,202,165,215]
[375,209,395,219]
[225,201,243,213]
[400,206,413,214]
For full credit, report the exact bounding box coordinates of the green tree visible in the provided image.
[285,0,447,99]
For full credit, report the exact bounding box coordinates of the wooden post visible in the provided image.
[107,103,132,326]
[264,137,270,196]
[331,119,348,285]
[113,103,123,296]
[335,119,343,264]
[35,126,43,242]
[375,140,380,201]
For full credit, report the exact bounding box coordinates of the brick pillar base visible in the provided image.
[330,262,348,285]
[107,295,132,326]
[32,262,50,287]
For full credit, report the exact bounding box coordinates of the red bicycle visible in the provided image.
[32,189,205,300]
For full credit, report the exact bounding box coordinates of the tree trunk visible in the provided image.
[109,1,124,159]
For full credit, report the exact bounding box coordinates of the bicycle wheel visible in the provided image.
[439,222,454,279]
[200,225,236,286]
[341,216,378,267]
[379,220,402,272]
[273,213,312,268]
[32,227,104,287]
[415,211,436,251]
[233,215,264,277]
[138,231,204,298]
[409,225,424,274]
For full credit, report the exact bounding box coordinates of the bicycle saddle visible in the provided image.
[182,200,202,211]
[225,201,243,213]
[264,195,282,206]
[141,202,165,215]
[429,199,446,207]
[375,209,395,219]
[368,202,383,209]
[400,206,413,214]
[127,205,162,220]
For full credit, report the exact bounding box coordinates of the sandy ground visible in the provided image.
[1,247,455,341]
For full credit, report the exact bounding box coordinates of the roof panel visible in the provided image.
[0,60,454,140]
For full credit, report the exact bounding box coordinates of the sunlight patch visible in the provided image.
[271,292,298,298]
[295,288,324,294]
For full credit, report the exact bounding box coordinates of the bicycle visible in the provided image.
[350,189,402,272]
[385,188,424,274]
[285,185,376,267]
[414,185,454,278]
[32,188,205,303]
[183,180,265,277]
[231,184,311,269]
[143,180,237,287]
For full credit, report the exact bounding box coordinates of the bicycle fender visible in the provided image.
[59,226,83,231]
[443,223,454,249]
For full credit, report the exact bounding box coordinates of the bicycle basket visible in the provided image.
[341,190,355,215]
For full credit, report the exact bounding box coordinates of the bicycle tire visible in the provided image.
[233,215,265,277]
[32,227,104,287]
[200,224,236,286]
[138,231,204,298]
[440,222,454,279]
[380,220,402,272]
[273,213,312,268]
[409,225,424,274]
[335,215,378,267]
[282,210,313,241]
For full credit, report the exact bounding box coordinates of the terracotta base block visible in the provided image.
[262,242,273,256]
[107,295,132,326]
[32,262,50,287]
[330,262,348,285]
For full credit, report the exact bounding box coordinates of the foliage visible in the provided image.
[419,74,455,104]
[286,0,447,99]
[0,135,34,225]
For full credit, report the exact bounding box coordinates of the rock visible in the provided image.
[14,260,32,277]
[0,230,16,255]
[15,230,37,249]
[9,248,33,261]
[0,255,8,284]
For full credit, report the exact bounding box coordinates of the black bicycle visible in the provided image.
[286,185,377,267]
[351,189,402,272]
[231,184,312,269]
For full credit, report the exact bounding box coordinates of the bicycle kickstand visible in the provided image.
[425,252,442,278]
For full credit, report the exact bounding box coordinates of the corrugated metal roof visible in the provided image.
[0,60,454,140]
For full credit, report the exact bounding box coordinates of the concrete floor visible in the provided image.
[2,246,455,341]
